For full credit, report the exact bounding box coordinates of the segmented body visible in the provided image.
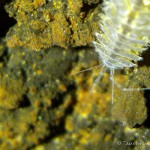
[93,0,150,102]
[93,0,150,70]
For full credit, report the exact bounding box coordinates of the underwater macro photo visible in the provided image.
[0,0,150,150]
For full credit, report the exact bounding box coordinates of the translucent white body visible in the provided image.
[93,0,150,103]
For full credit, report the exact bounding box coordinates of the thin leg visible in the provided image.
[71,64,102,76]
[89,65,106,95]
[110,75,150,91]
[82,65,106,109]
[110,69,115,104]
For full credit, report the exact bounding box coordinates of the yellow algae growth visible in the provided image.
[6,0,101,50]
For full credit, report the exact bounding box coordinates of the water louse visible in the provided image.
[92,0,150,103]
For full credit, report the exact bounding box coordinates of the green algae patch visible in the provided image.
[0,45,79,149]
[7,46,76,100]
[0,74,26,110]
[6,0,102,50]
[112,91,147,127]
[111,66,150,127]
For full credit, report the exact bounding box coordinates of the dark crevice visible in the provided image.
[138,47,150,67]
[19,95,31,108]
[0,0,16,38]
[142,90,150,128]
[81,1,103,20]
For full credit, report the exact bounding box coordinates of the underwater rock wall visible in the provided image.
[6,0,102,51]
[0,0,150,149]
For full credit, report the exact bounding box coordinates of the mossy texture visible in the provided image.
[1,0,150,149]
[112,66,150,127]
[6,0,101,50]
[112,91,147,127]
